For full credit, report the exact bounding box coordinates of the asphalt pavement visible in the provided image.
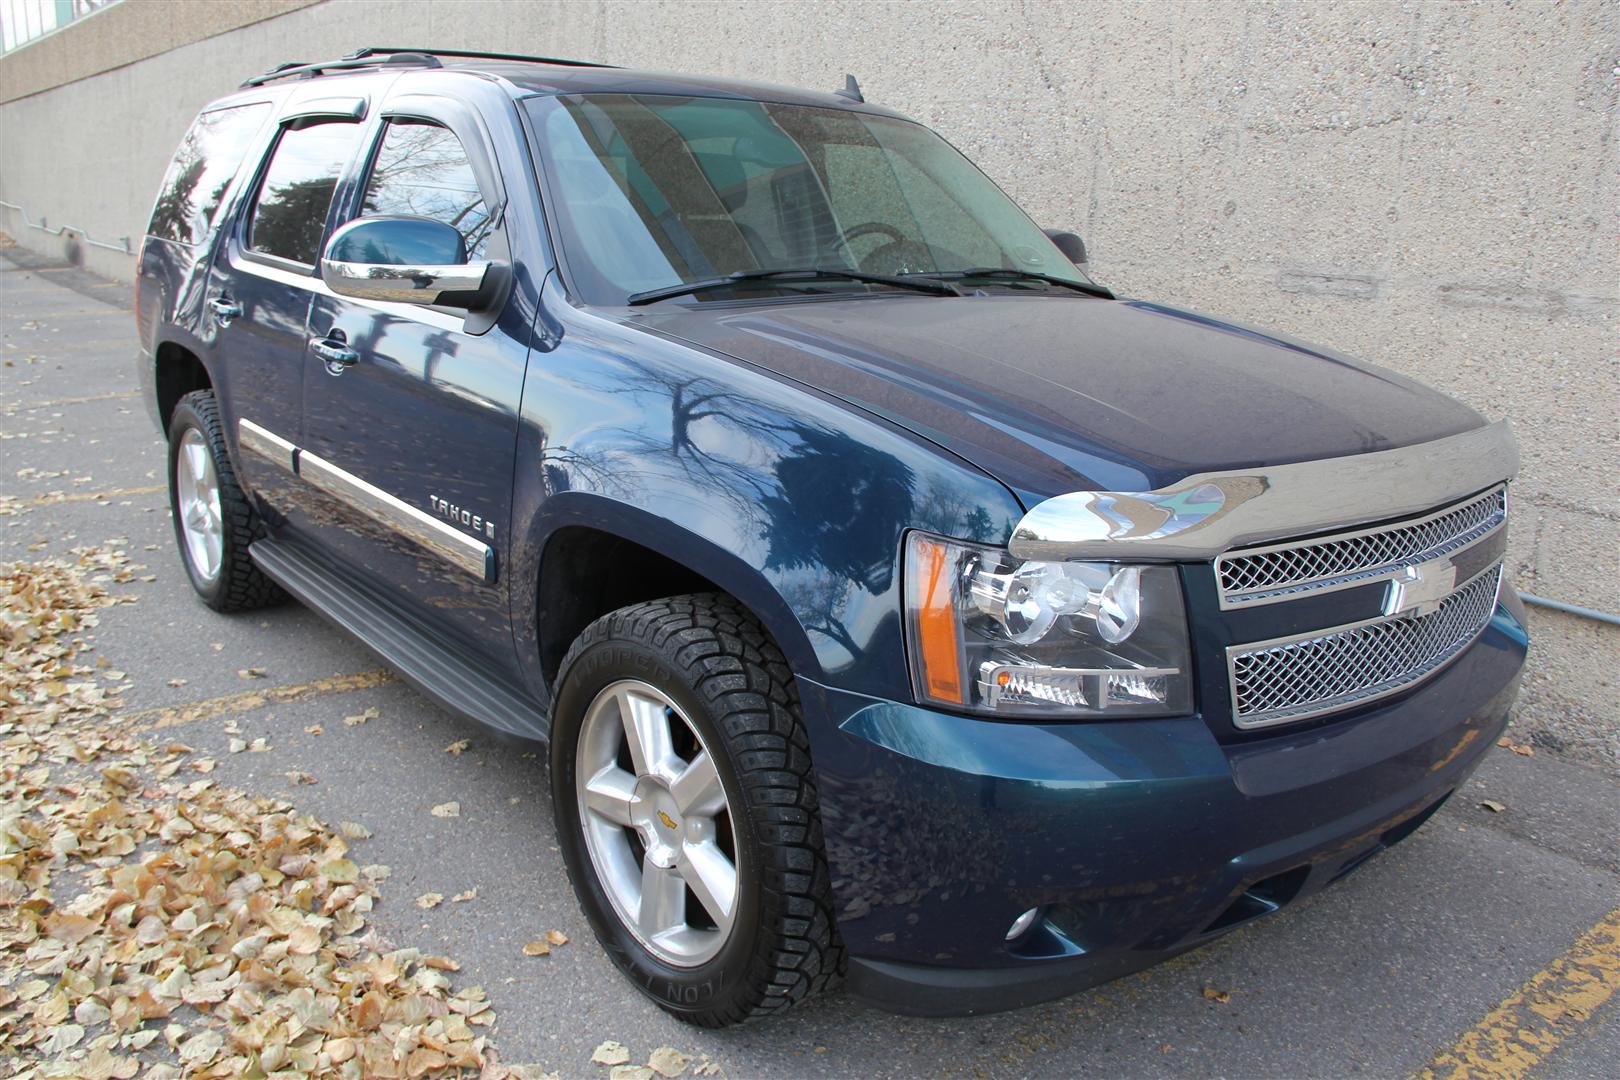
[3,243,1616,1079]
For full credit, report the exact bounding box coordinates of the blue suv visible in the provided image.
[136,48,1528,1026]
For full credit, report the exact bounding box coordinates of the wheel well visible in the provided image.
[155,343,211,432]
[537,526,724,686]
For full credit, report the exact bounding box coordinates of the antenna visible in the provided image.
[834,74,864,103]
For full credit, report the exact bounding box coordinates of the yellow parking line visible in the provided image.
[1413,906,1620,1079]
[3,389,139,410]
[124,669,396,734]
[19,485,165,506]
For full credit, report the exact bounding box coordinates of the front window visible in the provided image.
[526,93,1093,305]
[361,120,495,259]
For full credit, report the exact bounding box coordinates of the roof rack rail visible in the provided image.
[240,46,620,88]
[240,51,441,88]
[341,46,620,70]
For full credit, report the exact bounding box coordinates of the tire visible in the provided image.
[166,389,284,612]
[550,593,843,1026]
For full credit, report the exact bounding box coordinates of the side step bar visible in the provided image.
[250,537,548,742]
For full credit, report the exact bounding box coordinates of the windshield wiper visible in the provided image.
[910,267,1114,299]
[626,267,961,306]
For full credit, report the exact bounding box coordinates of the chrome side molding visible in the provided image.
[238,417,298,473]
[1009,421,1519,562]
[235,418,494,583]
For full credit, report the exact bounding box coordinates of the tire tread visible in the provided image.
[558,592,844,1026]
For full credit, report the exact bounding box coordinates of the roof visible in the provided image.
[236,48,908,119]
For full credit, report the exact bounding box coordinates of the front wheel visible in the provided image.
[550,593,842,1026]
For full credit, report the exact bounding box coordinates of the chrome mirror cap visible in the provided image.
[1009,421,1519,562]
[320,257,491,307]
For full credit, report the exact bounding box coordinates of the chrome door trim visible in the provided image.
[297,450,494,583]
[233,418,494,583]
[238,418,297,473]
[1009,421,1519,562]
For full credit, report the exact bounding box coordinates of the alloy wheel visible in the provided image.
[175,427,224,585]
[575,679,740,967]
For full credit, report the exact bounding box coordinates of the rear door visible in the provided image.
[298,93,528,665]
[203,97,369,514]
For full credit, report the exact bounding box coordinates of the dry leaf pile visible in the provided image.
[1,550,504,1078]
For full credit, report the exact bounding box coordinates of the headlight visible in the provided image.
[903,531,1192,718]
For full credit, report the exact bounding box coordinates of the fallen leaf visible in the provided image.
[546,929,569,946]
[237,667,267,679]
[418,892,444,909]
[522,940,552,956]
[345,706,379,726]
[286,770,318,786]
[445,739,470,756]
[612,1069,655,1080]
[1202,986,1232,1003]
[452,888,477,903]
[166,677,187,688]
[1480,799,1507,813]
[340,820,373,839]
[432,801,461,818]
[305,723,324,735]
[228,737,248,753]
[648,1046,693,1077]
[1496,736,1534,756]
[593,1041,632,1066]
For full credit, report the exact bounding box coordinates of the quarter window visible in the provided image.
[149,103,270,245]
[247,121,364,266]
[361,121,494,259]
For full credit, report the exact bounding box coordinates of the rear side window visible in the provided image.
[361,120,494,259]
[247,121,365,266]
[148,103,270,245]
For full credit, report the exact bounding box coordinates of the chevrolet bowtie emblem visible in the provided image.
[1384,557,1459,619]
[657,810,678,830]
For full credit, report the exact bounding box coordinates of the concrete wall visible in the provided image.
[1,0,1615,761]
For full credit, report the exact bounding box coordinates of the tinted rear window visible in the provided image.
[148,103,270,245]
[247,121,364,266]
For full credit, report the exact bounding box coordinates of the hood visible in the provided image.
[636,294,1486,506]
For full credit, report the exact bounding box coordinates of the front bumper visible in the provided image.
[797,599,1529,1017]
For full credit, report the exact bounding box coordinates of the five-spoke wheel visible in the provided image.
[175,427,224,585]
[551,593,842,1026]
[576,680,739,966]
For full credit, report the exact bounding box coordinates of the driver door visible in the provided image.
[298,104,526,666]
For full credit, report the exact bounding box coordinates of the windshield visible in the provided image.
[525,93,1095,305]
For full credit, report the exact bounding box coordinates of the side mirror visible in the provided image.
[1043,228,1088,266]
[320,216,490,307]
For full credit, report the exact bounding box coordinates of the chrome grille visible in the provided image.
[1217,487,1506,607]
[1228,563,1502,729]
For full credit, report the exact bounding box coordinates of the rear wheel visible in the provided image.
[166,390,284,612]
[550,593,842,1026]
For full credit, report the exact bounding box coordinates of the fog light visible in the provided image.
[1005,906,1042,941]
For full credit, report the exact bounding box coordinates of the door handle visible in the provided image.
[311,337,360,375]
[208,298,242,327]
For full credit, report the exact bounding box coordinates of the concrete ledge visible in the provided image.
[0,0,321,104]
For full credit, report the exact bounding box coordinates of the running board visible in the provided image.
[250,537,548,743]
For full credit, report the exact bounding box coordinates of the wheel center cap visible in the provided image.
[633,779,683,863]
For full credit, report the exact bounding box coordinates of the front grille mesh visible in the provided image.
[1218,487,1506,604]
[1229,564,1502,728]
